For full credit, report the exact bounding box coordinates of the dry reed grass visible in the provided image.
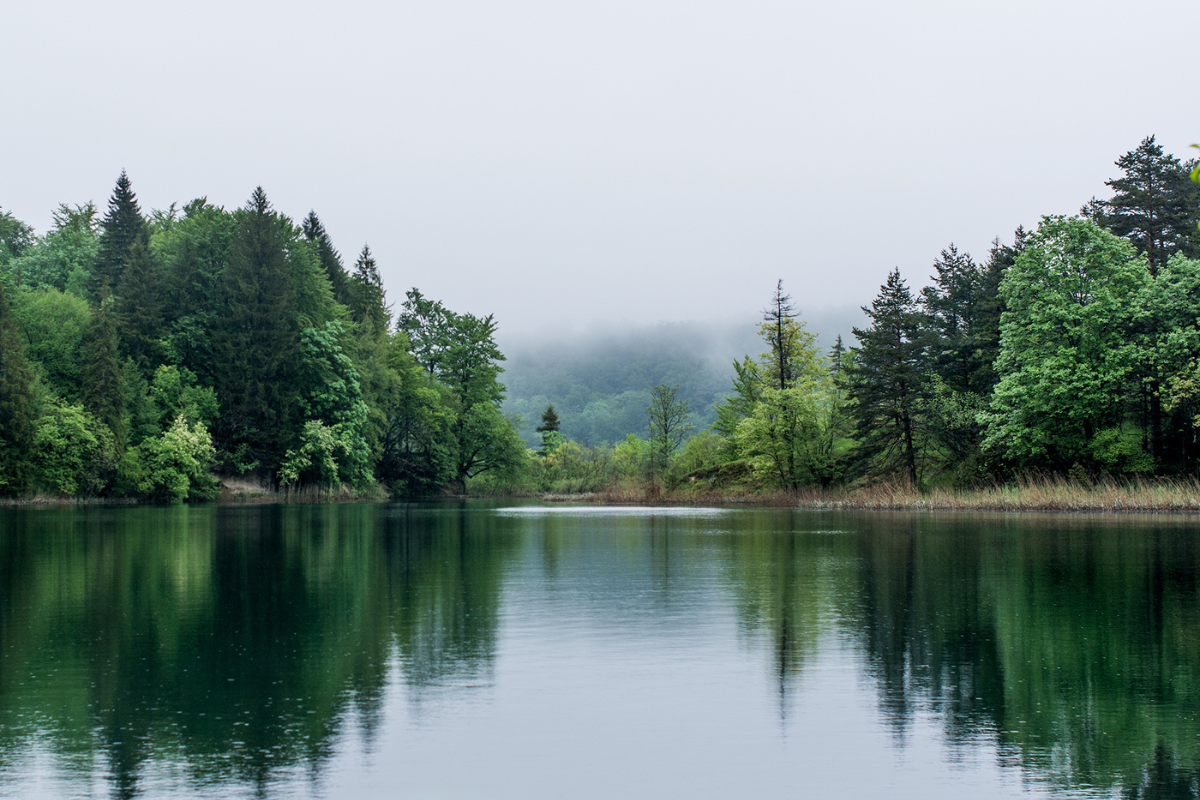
[536,475,1200,513]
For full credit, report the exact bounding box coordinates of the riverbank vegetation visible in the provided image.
[1,136,1198,503]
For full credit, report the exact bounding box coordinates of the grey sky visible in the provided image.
[4,0,1197,339]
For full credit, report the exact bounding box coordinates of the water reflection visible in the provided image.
[0,505,1196,798]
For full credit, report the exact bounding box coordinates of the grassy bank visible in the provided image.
[522,475,1200,513]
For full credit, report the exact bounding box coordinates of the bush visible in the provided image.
[136,415,218,503]
[32,402,117,496]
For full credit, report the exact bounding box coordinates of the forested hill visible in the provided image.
[500,311,859,447]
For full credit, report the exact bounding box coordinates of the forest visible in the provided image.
[0,135,1198,501]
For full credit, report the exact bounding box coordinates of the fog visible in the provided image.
[3,0,1197,334]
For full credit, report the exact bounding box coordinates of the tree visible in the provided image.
[0,207,34,267]
[921,244,986,394]
[7,204,99,294]
[214,188,299,474]
[95,171,147,292]
[849,268,927,485]
[301,211,351,305]
[981,216,1149,473]
[647,384,693,475]
[348,245,389,336]
[114,232,164,371]
[536,404,561,455]
[0,285,36,494]
[81,289,126,448]
[1084,136,1200,275]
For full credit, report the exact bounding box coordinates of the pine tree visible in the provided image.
[763,280,798,390]
[81,288,127,448]
[95,171,147,292]
[215,188,299,474]
[849,268,927,485]
[115,231,164,371]
[535,404,561,455]
[302,211,351,304]
[921,244,985,394]
[1085,136,1200,275]
[0,285,36,495]
[349,245,390,336]
[536,404,560,434]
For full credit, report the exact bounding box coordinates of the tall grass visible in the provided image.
[534,474,1200,512]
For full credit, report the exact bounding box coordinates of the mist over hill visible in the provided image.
[498,305,863,447]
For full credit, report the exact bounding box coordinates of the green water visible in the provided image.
[0,503,1197,799]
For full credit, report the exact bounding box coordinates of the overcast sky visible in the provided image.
[4,0,1198,340]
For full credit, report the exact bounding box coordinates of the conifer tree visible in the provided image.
[349,245,389,336]
[921,244,988,394]
[215,188,299,474]
[849,268,927,485]
[536,404,561,454]
[0,285,36,494]
[95,171,147,292]
[763,280,798,390]
[115,231,164,371]
[81,288,127,448]
[1085,136,1200,274]
[301,211,351,304]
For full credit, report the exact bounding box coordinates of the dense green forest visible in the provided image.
[0,135,1198,500]
[0,179,525,500]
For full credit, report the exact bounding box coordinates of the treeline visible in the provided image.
[0,176,525,500]
[485,135,1200,494]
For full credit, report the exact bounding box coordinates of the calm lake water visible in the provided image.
[0,502,1197,799]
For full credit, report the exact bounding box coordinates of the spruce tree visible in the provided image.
[849,268,927,485]
[921,244,985,394]
[0,285,36,495]
[215,187,299,474]
[301,211,351,304]
[1085,136,1200,274]
[349,245,389,336]
[536,404,561,455]
[115,231,164,371]
[81,288,127,448]
[95,171,147,292]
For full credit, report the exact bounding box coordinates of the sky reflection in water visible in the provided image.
[0,503,1196,799]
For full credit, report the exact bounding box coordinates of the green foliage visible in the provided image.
[294,321,372,486]
[647,383,693,476]
[134,416,218,503]
[378,338,456,495]
[95,171,147,292]
[10,288,91,402]
[6,204,99,295]
[0,286,37,495]
[114,232,164,371]
[32,402,117,496]
[279,420,351,488]
[215,188,300,473]
[348,245,389,336]
[0,207,35,266]
[849,268,928,485]
[1084,135,1200,272]
[982,216,1149,471]
[80,291,126,448]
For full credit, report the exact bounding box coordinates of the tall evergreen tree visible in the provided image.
[849,268,927,485]
[921,244,986,394]
[301,211,351,305]
[95,171,147,292]
[349,245,389,336]
[81,289,127,448]
[1085,136,1200,275]
[114,232,164,371]
[763,280,799,390]
[0,285,36,494]
[215,188,299,474]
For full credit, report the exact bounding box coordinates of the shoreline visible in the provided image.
[9,477,1200,515]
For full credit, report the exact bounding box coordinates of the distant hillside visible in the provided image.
[499,309,860,447]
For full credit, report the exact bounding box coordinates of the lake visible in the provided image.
[0,502,1196,799]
